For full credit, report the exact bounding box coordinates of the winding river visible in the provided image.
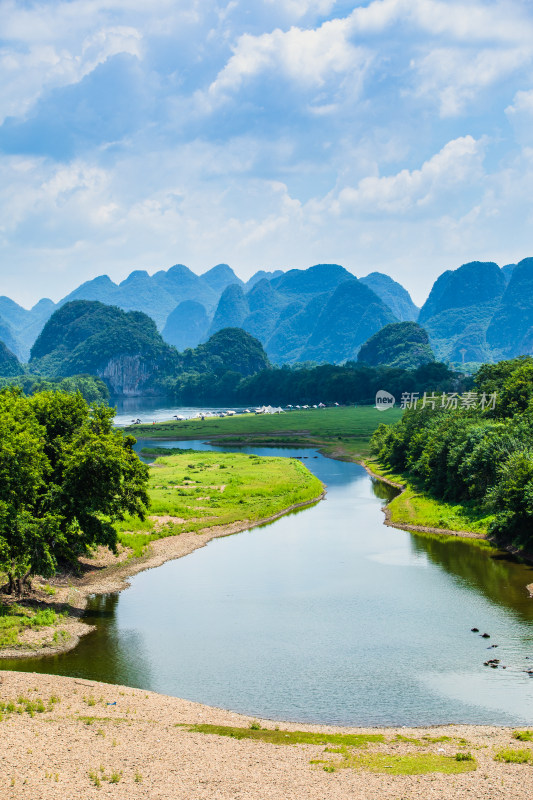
[3,439,533,726]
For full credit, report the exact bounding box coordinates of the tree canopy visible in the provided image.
[370,356,533,551]
[0,389,149,594]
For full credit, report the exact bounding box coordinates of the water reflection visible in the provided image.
[2,443,532,726]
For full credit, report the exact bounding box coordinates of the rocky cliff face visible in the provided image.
[98,354,157,396]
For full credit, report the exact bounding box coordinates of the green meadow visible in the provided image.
[126,406,403,460]
[117,450,323,556]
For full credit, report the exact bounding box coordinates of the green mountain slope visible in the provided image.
[358,322,435,369]
[360,273,419,322]
[162,300,210,350]
[300,280,398,363]
[486,257,533,359]
[30,300,178,395]
[0,340,24,376]
[418,261,506,362]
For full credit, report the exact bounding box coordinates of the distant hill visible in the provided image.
[0,340,24,376]
[5,257,533,369]
[486,257,533,359]
[418,261,507,363]
[358,322,435,369]
[162,300,210,350]
[299,281,398,363]
[181,327,270,378]
[360,273,419,322]
[208,271,401,364]
[60,264,221,329]
[0,296,55,361]
[30,300,178,396]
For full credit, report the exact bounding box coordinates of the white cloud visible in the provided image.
[0,25,142,123]
[263,0,338,21]
[332,136,485,214]
[506,88,533,116]
[205,16,371,107]
[411,46,532,116]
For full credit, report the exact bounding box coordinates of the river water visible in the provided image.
[3,438,533,727]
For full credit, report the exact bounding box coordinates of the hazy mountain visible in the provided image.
[360,273,419,322]
[501,264,516,283]
[208,283,249,337]
[5,258,533,368]
[245,269,284,289]
[358,322,434,369]
[162,300,210,351]
[59,264,219,330]
[299,280,398,363]
[0,295,56,360]
[202,263,243,293]
[486,257,533,359]
[0,340,23,376]
[418,261,506,362]
[270,263,354,296]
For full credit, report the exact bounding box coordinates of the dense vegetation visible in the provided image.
[0,373,109,403]
[169,359,469,406]
[358,322,435,369]
[30,300,178,379]
[370,356,533,551]
[0,340,23,376]
[0,389,148,594]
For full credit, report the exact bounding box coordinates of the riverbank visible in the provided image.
[0,451,324,659]
[1,670,532,800]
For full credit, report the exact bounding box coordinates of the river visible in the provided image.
[3,437,533,727]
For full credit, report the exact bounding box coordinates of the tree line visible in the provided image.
[370,357,533,551]
[167,360,470,406]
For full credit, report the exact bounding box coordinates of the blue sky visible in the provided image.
[0,0,532,307]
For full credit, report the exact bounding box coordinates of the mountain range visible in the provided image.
[1,257,532,369]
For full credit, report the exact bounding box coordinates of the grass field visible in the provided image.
[117,449,324,555]
[126,406,403,460]
[126,406,495,539]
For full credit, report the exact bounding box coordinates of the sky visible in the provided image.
[1,0,533,308]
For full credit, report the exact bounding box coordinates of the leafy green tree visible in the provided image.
[0,389,149,595]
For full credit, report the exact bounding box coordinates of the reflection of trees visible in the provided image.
[3,591,155,692]
[370,478,400,503]
[410,534,533,623]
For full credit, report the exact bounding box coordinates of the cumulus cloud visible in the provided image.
[332,136,485,214]
[411,46,532,117]
[205,17,370,105]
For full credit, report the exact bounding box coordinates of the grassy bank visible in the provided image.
[127,406,495,540]
[366,460,493,537]
[117,450,324,555]
[1,450,323,656]
[125,406,403,460]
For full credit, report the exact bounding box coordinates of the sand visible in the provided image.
[1,670,532,800]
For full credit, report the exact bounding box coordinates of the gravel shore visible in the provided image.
[1,670,532,800]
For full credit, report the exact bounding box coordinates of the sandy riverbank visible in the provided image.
[1,670,532,800]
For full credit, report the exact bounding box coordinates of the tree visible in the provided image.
[0,389,149,595]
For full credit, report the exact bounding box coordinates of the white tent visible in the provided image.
[255,405,285,414]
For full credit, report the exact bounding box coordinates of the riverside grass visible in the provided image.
[128,406,492,538]
[116,450,323,553]
[367,460,493,536]
[125,406,403,460]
